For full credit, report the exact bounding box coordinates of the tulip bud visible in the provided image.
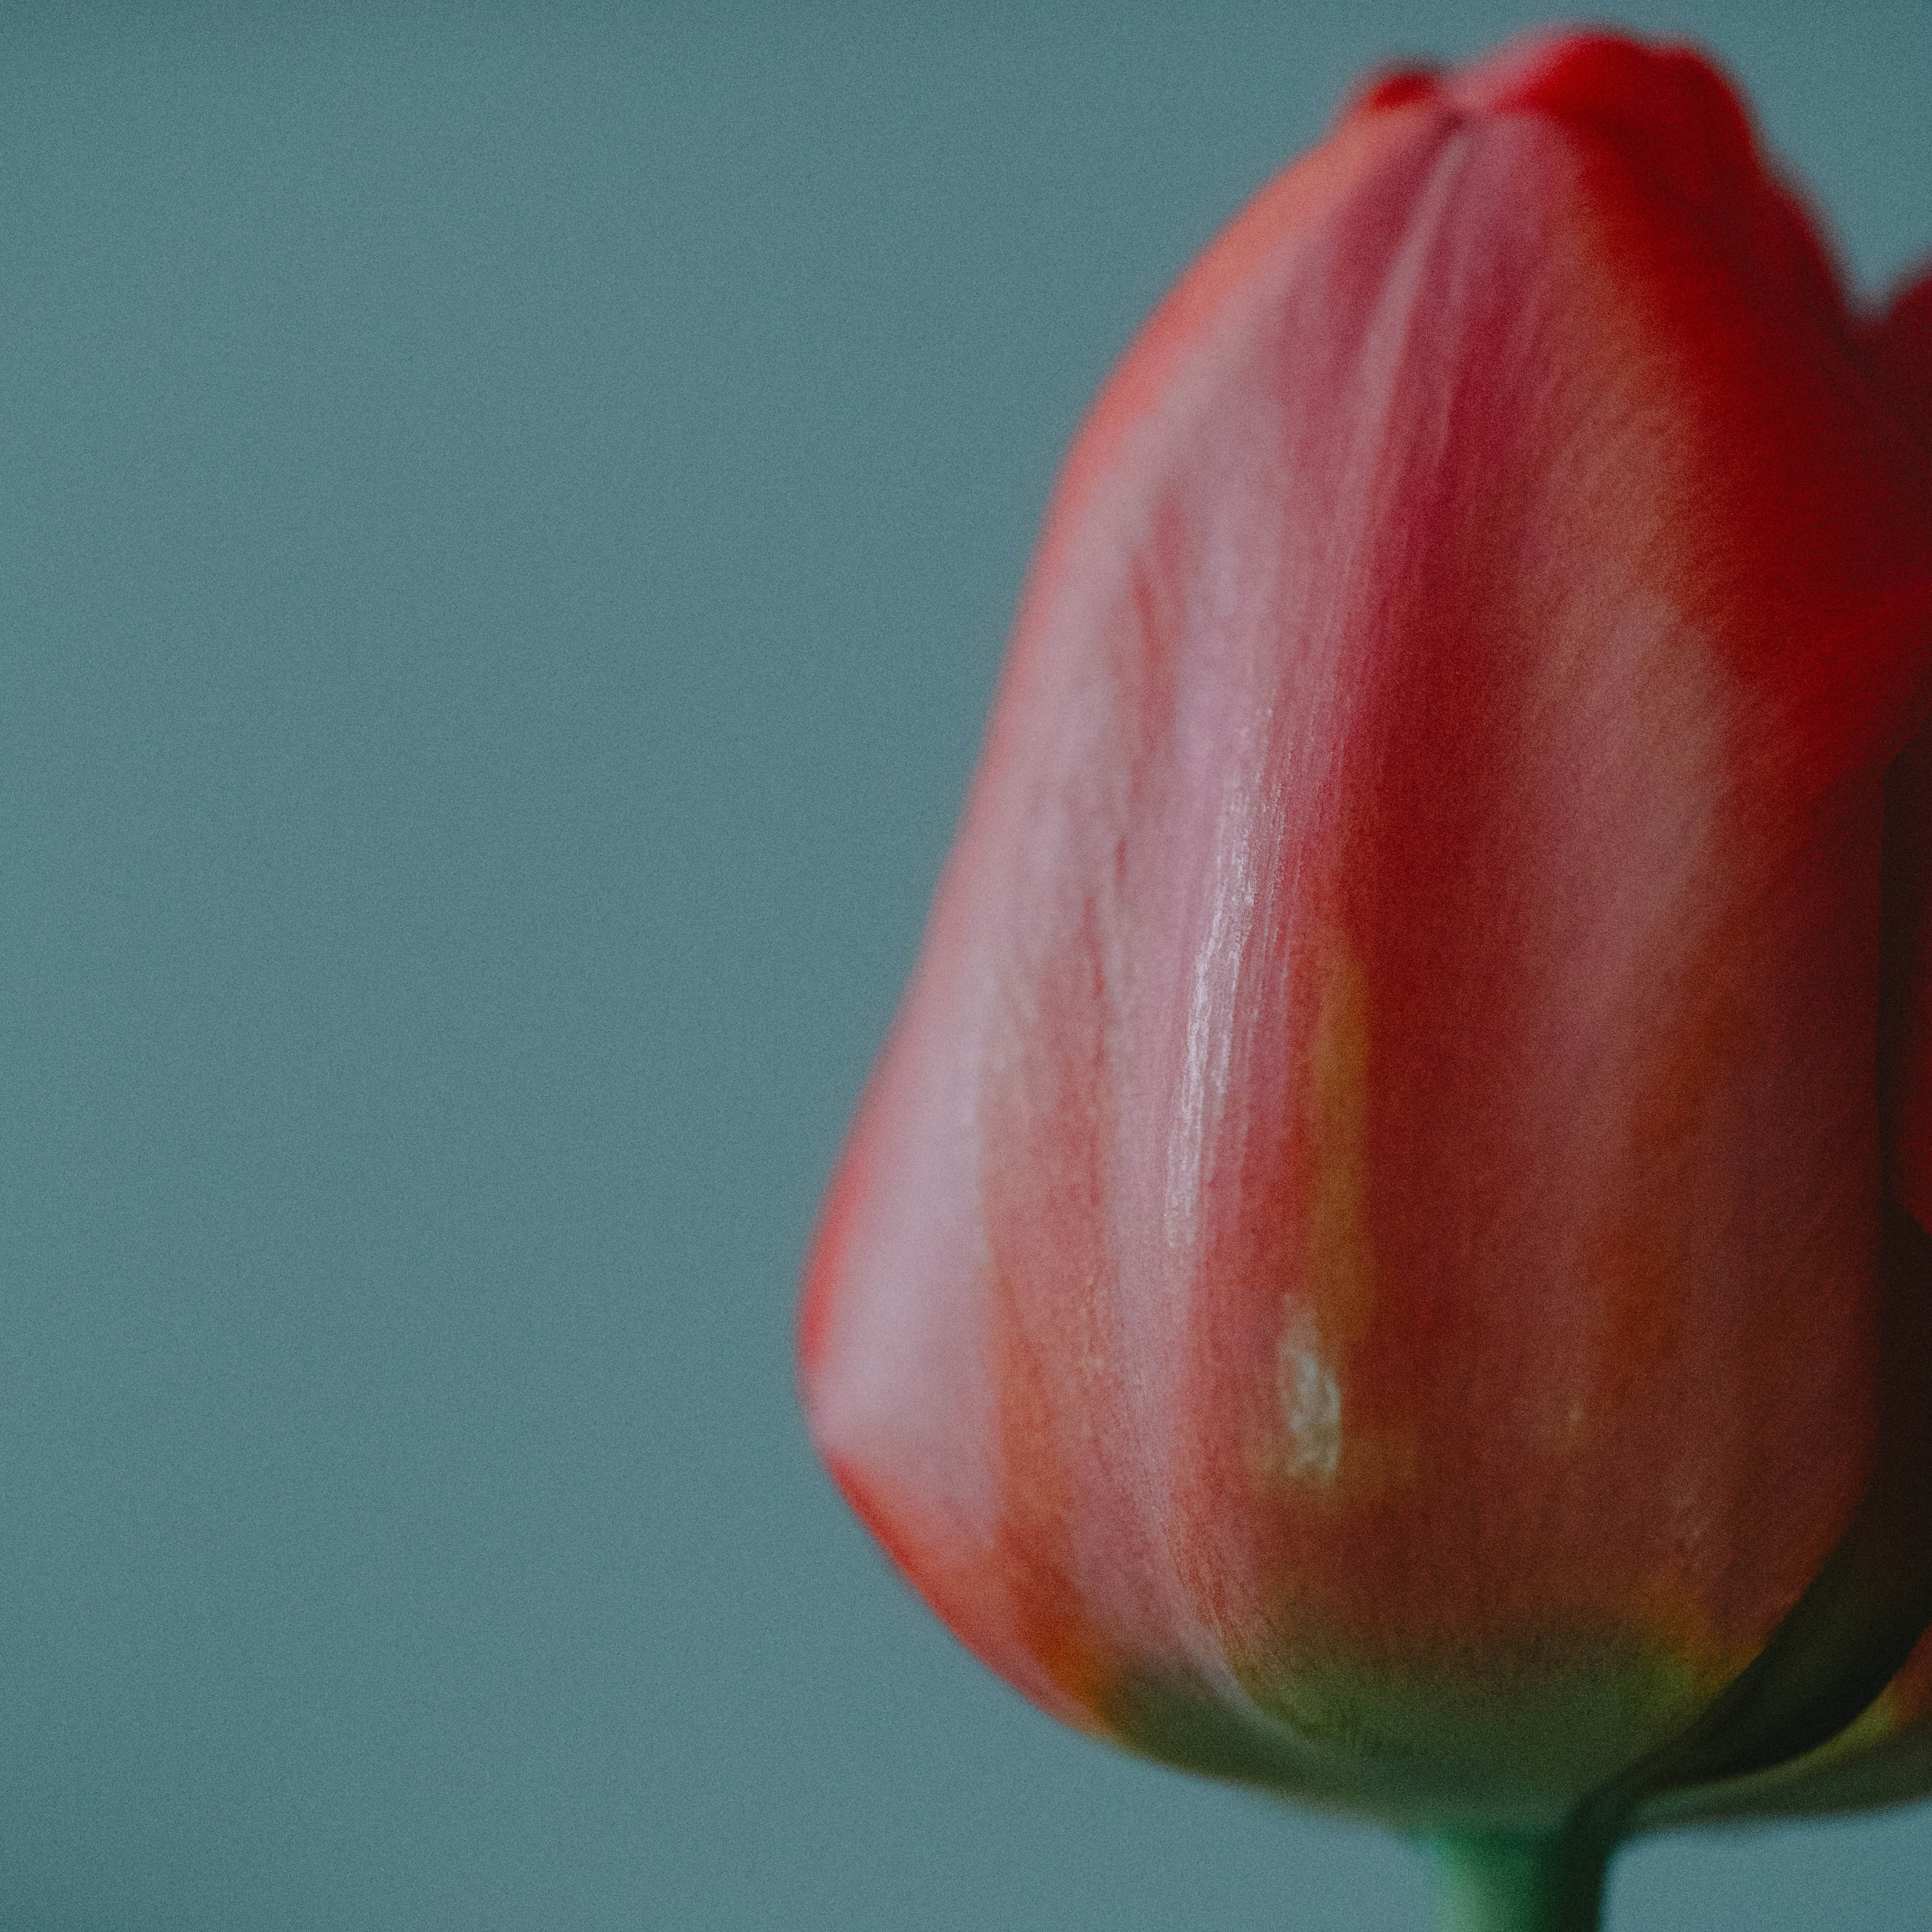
[801,31,1932,1927]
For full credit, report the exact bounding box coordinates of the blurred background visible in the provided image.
[6,3,1932,1926]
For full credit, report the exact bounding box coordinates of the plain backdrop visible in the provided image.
[6,4,1932,1927]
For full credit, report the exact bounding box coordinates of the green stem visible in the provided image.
[1426,1832,1612,1932]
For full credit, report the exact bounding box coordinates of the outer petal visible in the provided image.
[802,35,1932,1834]
[1675,262,1932,1826]
[1871,266,1932,462]
[1878,267,1932,1234]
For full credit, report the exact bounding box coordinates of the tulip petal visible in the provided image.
[1670,262,1932,1826]
[1878,269,1932,1233]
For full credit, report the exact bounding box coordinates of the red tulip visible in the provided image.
[801,30,1932,1927]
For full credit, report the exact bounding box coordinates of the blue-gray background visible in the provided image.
[6,4,1931,1927]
